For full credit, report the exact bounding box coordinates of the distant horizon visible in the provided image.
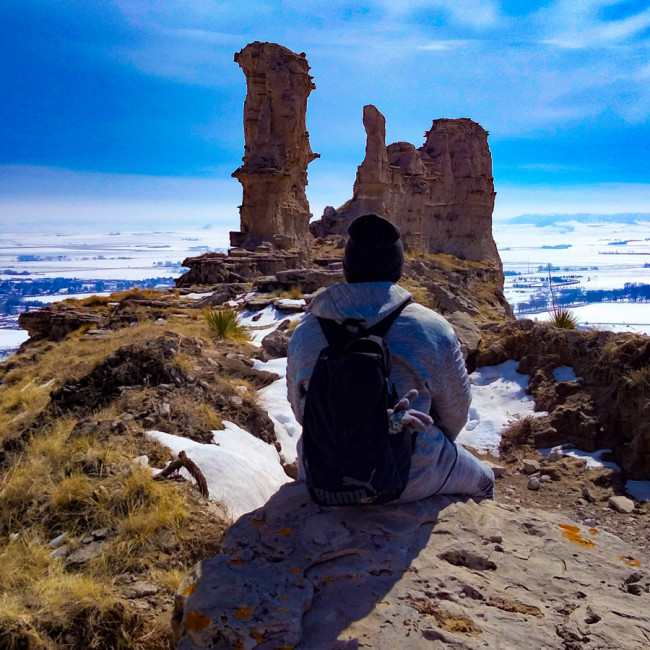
[2,207,650,236]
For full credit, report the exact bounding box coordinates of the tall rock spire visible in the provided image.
[230,42,319,251]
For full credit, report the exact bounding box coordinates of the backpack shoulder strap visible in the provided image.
[316,298,412,346]
[367,298,412,338]
[317,316,349,347]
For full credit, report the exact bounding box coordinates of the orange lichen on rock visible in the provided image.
[185,610,211,631]
[558,523,596,548]
[229,557,244,566]
[182,583,197,597]
[276,526,294,536]
[589,528,599,535]
[618,554,642,567]
[290,566,302,574]
[486,597,543,618]
[250,517,267,527]
[250,630,264,643]
[234,606,253,620]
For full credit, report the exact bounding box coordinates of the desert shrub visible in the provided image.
[203,308,250,341]
[288,286,303,299]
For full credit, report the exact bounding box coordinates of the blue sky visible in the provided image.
[1,0,649,231]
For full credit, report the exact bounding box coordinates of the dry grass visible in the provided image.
[0,417,194,647]
[0,303,251,648]
[624,366,650,389]
[273,286,303,299]
[286,317,302,334]
[77,295,112,308]
[109,287,168,302]
[399,276,439,310]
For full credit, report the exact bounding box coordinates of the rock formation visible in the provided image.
[174,482,650,648]
[18,304,103,342]
[230,42,319,251]
[311,105,500,264]
[477,319,650,480]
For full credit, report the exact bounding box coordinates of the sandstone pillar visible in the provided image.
[231,42,319,251]
[310,106,500,265]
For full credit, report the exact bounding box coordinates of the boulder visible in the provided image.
[446,310,482,360]
[609,495,635,514]
[18,305,103,342]
[261,326,291,359]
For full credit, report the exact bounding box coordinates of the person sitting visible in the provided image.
[287,213,494,502]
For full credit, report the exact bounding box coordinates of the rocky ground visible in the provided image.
[476,449,650,553]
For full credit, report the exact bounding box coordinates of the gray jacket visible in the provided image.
[287,281,471,441]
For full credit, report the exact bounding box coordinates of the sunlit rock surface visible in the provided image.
[174,482,650,649]
[231,42,319,251]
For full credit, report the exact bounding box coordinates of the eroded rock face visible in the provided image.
[311,105,500,264]
[174,482,650,648]
[18,305,102,342]
[231,42,319,251]
[175,249,307,287]
[478,320,650,480]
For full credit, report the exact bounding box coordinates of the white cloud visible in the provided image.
[637,62,650,80]
[518,163,587,173]
[542,4,650,49]
[418,39,468,51]
[373,0,499,27]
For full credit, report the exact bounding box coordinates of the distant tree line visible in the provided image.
[0,277,174,314]
[517,282,650,313]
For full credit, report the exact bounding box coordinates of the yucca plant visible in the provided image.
[546,266,578,329]
[549,308,579,329]
[203,308,251,341]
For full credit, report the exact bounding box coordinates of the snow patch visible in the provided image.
[253,357,301,465]
[626,480,650,502]
[553,366,581,382]
[457,360,546,454]
[537,444,621,471]
[147,423,291,519]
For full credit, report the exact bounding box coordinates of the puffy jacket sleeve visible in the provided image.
[388,304,471,442]
[427,326,471,440]
[286,313,325,426]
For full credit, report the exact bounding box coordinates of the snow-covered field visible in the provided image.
[0,228,230,281]
[526,302,650,336]
[0,328,29,356]
[495,220,650,332]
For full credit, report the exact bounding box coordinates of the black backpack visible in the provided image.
[302,301,413,506]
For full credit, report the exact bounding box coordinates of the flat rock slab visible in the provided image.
[175,483,650,649]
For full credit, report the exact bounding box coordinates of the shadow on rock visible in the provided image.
[173,481,463,649]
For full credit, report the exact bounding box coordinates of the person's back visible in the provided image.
[287,213,494,501]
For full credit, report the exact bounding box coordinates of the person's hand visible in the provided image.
[388,389,433,434]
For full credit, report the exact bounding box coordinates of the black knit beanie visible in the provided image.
[343,214,404,283]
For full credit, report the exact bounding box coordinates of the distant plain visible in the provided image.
[1,218,649,361]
